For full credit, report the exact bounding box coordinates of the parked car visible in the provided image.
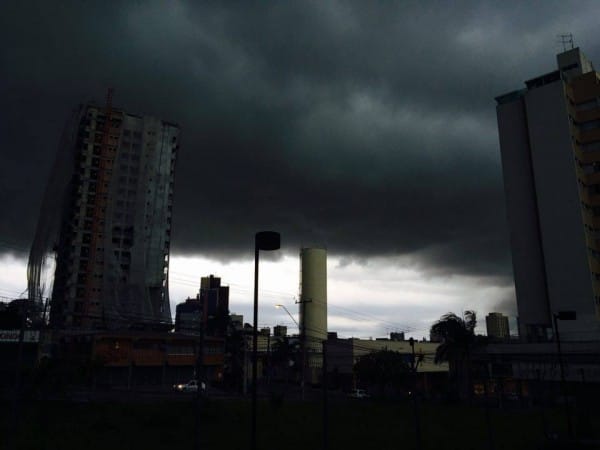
[349,389,370,399]
[173,380,206,392]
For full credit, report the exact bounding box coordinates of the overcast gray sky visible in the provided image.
[1,1,599,336]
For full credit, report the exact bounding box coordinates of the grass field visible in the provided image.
[2,397,598,450]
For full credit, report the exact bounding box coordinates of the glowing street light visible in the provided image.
[275,303,299,328]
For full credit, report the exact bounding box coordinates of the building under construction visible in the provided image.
[27,92,179,330]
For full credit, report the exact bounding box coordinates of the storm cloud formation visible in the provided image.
[2,1,599,289]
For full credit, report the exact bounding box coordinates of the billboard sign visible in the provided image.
[0,330,40,343]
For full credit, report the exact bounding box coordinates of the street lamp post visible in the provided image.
[275,304,299,328]
[553,310,576,439]
[252,231,280,450]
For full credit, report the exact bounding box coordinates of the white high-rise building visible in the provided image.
[485,312,510,340]
[28,97,179,329]
[496,47,600,342]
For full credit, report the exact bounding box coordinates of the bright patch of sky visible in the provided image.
[1,252,515,338]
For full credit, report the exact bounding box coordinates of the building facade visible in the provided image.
[326,337,448,393]
[29,97,179,330]
[274,325,287,337]
[199,275,229,337]
[486,312,510,340]
[327,337,448,376]
[58,330,224,386]
[175,275,229,337]
[174,299,202,335]
[496,47,600,342]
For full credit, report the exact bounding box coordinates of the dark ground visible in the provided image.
[2,392,600,450]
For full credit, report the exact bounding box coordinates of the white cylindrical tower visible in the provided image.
[299,248,327,360]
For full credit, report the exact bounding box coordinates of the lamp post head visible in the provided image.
[255,231,281,251]
[274,303,299,327]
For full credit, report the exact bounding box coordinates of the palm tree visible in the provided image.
[430,310,483,401]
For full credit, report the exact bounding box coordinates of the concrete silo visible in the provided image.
[299,248,327,378]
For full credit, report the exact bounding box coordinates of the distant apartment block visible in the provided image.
[273,325,287,337]
[229,313,243,332]
[175,275,229,337]
[199,275,229,337]
[390,331,405,341]
[174,299,202,335]
[496,47,600,341]
[485,312,509,340]
[28,96,179,330]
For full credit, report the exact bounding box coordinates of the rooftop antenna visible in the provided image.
[557,33,574,52]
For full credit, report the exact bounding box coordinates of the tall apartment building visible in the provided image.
[485,312,510,340]
[175,275,230,337]
[199,275,230,337]
[28,95,179,330]
[496,47,600,342]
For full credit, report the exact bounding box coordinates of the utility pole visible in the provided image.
[537,368,549,438]
[194,303,205,450]
[553,311,576,439]
[267,332,271,387]
[9,299,28,450]
[295,297,311,400]
[243,336,248,396]
[322,339,329,450]
[483,363,495,450]
[409,338,422,450]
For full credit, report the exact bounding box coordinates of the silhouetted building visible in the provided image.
[390,332,405,341]
[485,312,510,340]
[57,330,224,386]
[260,327,270,337]
[274,325,287,337]
[496,47,600,342]
[229,314,243,332]
[28,97,179,330]
[174,298,202,335]
[175,275,229,337]
[199,275,229,337]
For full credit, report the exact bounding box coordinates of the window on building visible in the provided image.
[579,119,600,132]
[581,141,600,153]
[575,98,599,112]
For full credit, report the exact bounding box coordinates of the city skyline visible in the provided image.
[2,1,600,338]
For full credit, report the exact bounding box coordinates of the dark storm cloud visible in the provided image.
[1,1,599,281]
